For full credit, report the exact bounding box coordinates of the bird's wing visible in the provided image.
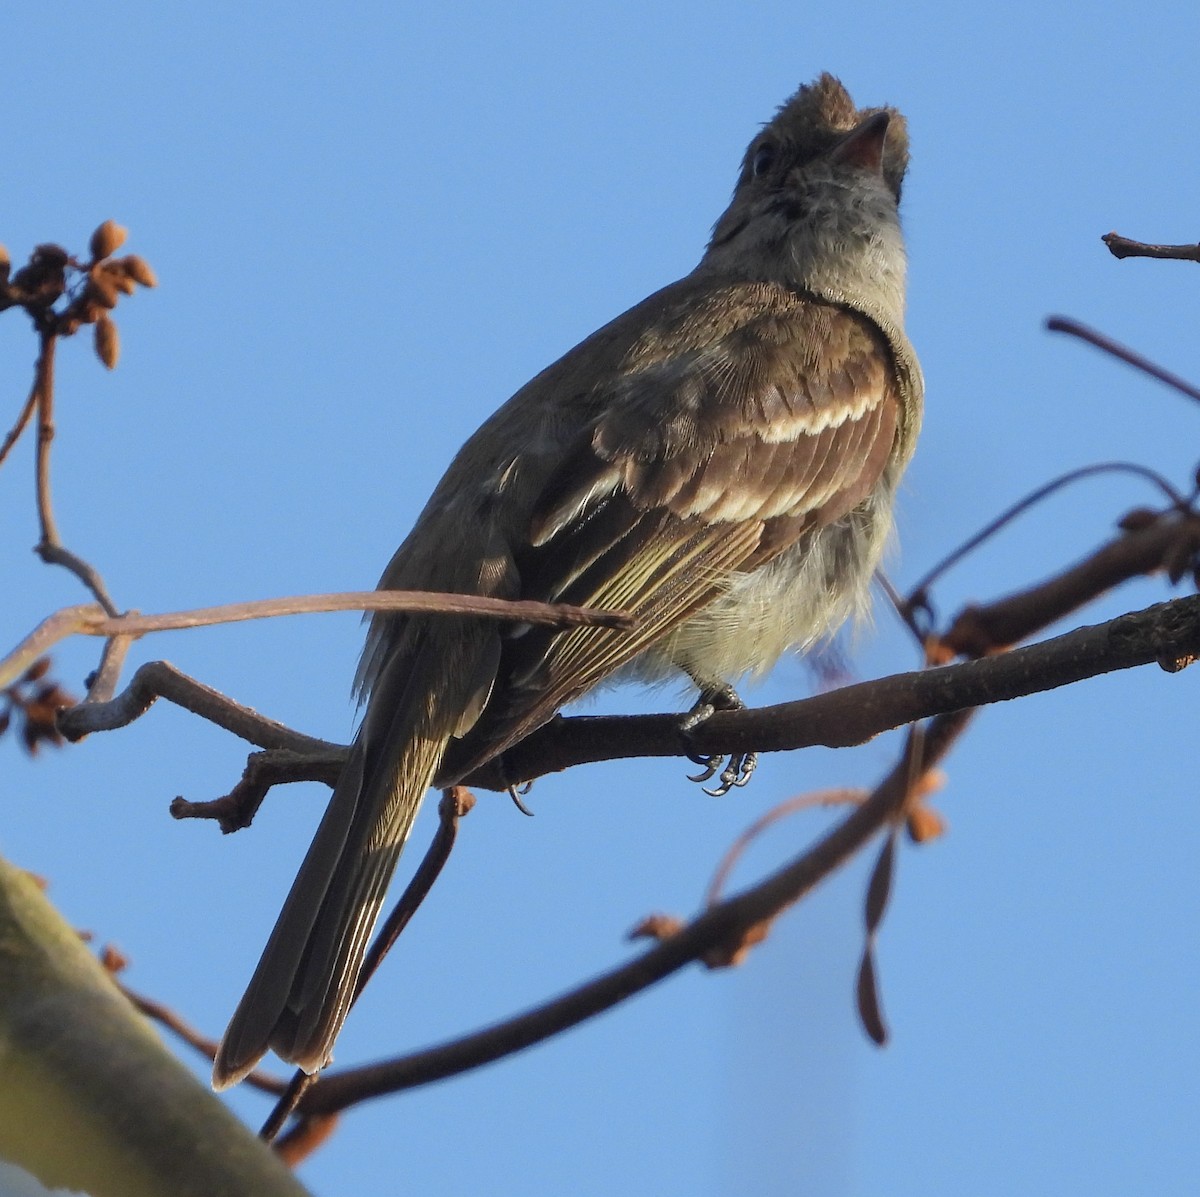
[438,288,900,783]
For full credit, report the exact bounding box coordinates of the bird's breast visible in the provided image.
[624,479,896,689]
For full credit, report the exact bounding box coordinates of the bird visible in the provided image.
[213,73,924,1089]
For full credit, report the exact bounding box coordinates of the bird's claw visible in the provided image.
[700,751,758,796]
[678,685,756,796]
[507,781,535,816]
[686,752,723,784]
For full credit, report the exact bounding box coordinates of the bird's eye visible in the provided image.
[750,142,776,179]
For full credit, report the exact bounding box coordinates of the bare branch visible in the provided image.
[57,660,337,750]
[703,788,867,907]
[464,594,1200,788]
[935,514,1200,658]
[355,787,475,1000]
[1047,315,1200,406]
[170,747,347,833]
[2,591,634,698]
[904,466,1189,608]
[1102,231,1200,263]
[0,606,99,690]
[32,331,60,547]
[81,590,636,636]
[29,330,121,615]
[0,363,40,470]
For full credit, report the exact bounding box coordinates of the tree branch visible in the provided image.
[465,594,1200,788]
[1102,231,1200,264]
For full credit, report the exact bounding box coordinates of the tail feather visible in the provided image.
[273,731,446,1069]
[212,706,450,1091]
[214,617,502,1091]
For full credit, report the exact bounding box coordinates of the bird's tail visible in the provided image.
[212,652,461,1090]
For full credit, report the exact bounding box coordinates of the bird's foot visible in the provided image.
[679,683,757,797]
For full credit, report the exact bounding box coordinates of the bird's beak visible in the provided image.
[830,111,891,176]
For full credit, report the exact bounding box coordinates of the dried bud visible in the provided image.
[105,265,136,296]
[33,243,69,268]
[90,220,128,261]
[86,271,120,309]
[120,254,157,288]
[23,657,52,684]
[1163,537,1193,586]
[856,949,888,1045]
[94,314,120,369]
[906,804,946,843]
[701,919,769,968]
[100,943,129,974]
[628,913,684,942]
[1117,507,1159,533]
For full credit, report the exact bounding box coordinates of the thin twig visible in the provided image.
[57,660,339,750]
[170,746,347,832]
[27,327,122,614]
[936,514,1200,658]
[0,605,99,690]
[1047,315,1200,406]
[84,633,136,704]
[1,590,634,694]
[273,1113,343,1170]
[118,981,289,1097]
[32,330,60,547]
[905,463,1187,607]
[260,1074,319,1143]
[272,1111,339,1169]
[704,788,867,907]
[354,787,475,999]
[36,544,121,616]
[81,590,636,635]
[0,369,40,471]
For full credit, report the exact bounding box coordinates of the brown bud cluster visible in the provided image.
[0,221,157,371]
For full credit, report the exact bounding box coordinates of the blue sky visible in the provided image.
[3,4,1199,1194]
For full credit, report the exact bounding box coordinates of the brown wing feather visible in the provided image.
[437,295,900,785]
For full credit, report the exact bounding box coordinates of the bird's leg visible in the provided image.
[678,680,758,797]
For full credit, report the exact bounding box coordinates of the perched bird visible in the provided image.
[213,73,923,1089]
